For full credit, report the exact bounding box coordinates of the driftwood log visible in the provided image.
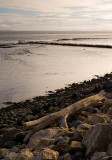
[24,93,106,142]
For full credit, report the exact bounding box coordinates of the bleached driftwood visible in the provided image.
[25,94,106,132]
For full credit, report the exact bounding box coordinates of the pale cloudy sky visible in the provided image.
[0,0,112,31]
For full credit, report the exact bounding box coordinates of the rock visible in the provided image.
[59,153,72,160]
[72,129,83,142]
[85,114,110,125]
[91,152,112,160]
[26,128,60,149]
[35,138,55,150]
[33,149,59,160]
[83,124,112,156]
[77,123,92,130]
[3,141,16,148]
[86,107,96,113]
[81,111,89,117]
[16,149,34,160]
[15,131,27,142]
[52,136,70,154]
[4,152,17,160]
[71,120,81,128]
[25,115,34,121]
[64,131,74,137]
[107,92,112,99]
[76,115,87,121]
[106,108,112,115]
[101,99,112,113]
[75,151,84,159]
[68,141,84,154]
[77,128,88,137]
[107,143,112,154]
[2,127,22,142]
[10,146,19,153]
[0,148,9,159]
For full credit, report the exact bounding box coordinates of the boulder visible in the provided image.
[34,138,55,150]
[107,143,112,154]
[59,153,72,160]
[85,114,110,125]
[77,123,92,130]
[83,124,112,156]
[91,152,112,160]
[72,129,83,142]
[33,149,59,160]
[101,99,112,113]
[106,108,112,115]
[52,136,70,154]
[4,152,17,160]
[2,127,22,142]
[0,148,9,159]
[68,141,84,154]
[10,146,20,153]
[16,149,34,160]
[26,128,60,149]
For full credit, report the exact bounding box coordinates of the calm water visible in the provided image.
[0,31,112,108]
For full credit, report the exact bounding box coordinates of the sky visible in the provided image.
[0,0,112,31]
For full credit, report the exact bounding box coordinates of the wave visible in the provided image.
[0,40,112,49]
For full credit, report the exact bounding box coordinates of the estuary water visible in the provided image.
[0,31,112,108]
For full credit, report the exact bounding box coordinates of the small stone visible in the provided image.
[4,152,17,160]
[52,137,70,153]
[10,146,19,153]
[91,152,112,160]
[3,141,16,148]
[77,123,92,130]
[42,149,59,160]
[71,120,81,128]
[86,114,110,125]
[68,141,84,154]
[107,143,112,154]
[72,129,83,142]
[75,151,84,159]
[106,108,112,115]
[101,99,112,113]
[59,153,72,160]
[16,149,34,160]
[0,148,9,159]
[33,149,59,160]
[86,107,95,113]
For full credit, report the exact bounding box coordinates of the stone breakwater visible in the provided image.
[1,73,112,159]
[1,40,112,48]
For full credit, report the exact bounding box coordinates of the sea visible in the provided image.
[1,31,112,108]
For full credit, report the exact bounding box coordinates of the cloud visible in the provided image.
[0,0,112,30]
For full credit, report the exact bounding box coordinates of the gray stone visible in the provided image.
[83,124,112,156]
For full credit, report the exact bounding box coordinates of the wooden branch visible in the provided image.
[25,94,106,131]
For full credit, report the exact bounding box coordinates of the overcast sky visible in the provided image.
[0,0,112,31]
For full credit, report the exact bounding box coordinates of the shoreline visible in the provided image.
[0,72,112,124]
[1,72,112,159]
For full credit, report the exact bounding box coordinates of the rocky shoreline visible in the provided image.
[1,73,112,159]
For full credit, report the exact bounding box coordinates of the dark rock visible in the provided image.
[91,152,112,160]
[2,127,22,142]
[52,137,70,154]
[107,143,112,154]
[59,153,72,160]
[72,129,83,142]
[83,124,112,156]
[68,141,84,154]
[101,99,112,113]
[3,141,16,148]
